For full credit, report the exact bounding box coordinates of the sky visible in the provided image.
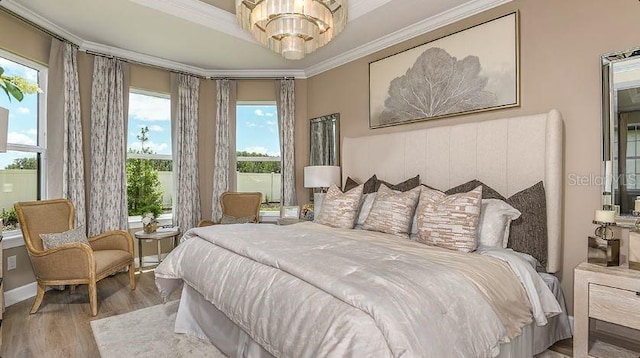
[0,57,39,169]
[236,104,280,156]
[128,92,171,155]
[0,55,279,168]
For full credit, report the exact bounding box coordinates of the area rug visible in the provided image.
[91,301,225,358]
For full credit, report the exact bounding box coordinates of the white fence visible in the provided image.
[0,170,281,212]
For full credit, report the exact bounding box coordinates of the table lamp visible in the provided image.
[304,166,341,217]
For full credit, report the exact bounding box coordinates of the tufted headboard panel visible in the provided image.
[342,110,563,273]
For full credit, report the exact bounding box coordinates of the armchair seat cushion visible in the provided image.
[94,250,132,276]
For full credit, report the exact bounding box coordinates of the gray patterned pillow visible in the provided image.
[362,184,421,237]
[315,184,363,229]
[415,186,483,252]
[505,182,548,268]
[375,175,420,192]
[445,179,505,200]
[220,214,256,224]
[445,179,549,267]
[40,226,90,250]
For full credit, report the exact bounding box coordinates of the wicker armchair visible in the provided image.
[15,199,136,316]
[198,192,262,227]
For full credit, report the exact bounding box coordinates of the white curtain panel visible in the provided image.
[276,79,297,206]
[172,74,201,231]
[62,43,86,229]
[211,79,232,222]
[88,57,128,236]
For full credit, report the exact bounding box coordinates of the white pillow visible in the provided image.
[355,193,377,227]
[477,199,521,248]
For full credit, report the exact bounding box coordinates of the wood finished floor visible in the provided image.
[1,270,573,357]
[1,270,180,358]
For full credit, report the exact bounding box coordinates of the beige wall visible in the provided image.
[306,0,640,313]
[4,0,634,316]
[0,10,310,291]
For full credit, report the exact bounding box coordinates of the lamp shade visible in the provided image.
[304,165,341,188]
[0,107,8,153]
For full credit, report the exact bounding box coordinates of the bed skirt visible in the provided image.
[173,273,571,358]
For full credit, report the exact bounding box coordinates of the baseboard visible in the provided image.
[5,281,38,307]
[4,254,164,307]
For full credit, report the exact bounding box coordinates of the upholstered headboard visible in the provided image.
[342,110,563,273]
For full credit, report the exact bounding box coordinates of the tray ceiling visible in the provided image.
[2,0,512,78]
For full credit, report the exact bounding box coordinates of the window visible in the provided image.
[0,52,47,232]
[126,91,172,219]
[236,103,280,211]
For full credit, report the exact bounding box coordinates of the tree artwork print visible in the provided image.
[369,13,519,128]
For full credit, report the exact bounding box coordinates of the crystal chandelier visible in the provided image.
[236,0,348,60]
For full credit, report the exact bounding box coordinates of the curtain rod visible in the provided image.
[72,50,295,82]
[0,4,78,48]
[1,4,297,81]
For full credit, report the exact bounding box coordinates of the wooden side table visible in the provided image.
[574,262,640,357]
[134,228,180,273]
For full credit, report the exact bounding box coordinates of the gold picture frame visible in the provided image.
[369,12,520,128]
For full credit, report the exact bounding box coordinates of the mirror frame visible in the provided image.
[601,46,640,217]
[309,113,340,166]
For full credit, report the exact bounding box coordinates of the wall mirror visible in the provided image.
[602,47,640,215]
[310,113,340,166]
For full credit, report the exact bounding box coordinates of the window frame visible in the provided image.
[235,101,281,222]
[126,89,173,228]
[0,49,48,242]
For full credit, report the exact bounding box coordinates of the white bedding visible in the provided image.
[156,222,562,358]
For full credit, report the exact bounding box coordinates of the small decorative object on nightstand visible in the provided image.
[588,210,619,267]
[301,203,314,221]
[141,212,158,234]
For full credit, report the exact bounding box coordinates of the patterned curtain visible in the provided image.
[276,79,297,206]
[62,43,86,229]
[172,74,201,231]
[211,79,232,222]
[88,57,128,236]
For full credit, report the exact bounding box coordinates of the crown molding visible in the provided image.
[127,0,256,43]
[80,41,210,77]
[1,0,512,80]
[0,0,85,45]
[203,69,308,79]
[127,0,391,44]
[305,0,513,77]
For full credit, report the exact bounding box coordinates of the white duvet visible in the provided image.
[156,222,561,358]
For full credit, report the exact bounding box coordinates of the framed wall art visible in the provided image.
[369,12,519,128]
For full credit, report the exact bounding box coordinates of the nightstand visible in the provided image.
[574,262,640,357]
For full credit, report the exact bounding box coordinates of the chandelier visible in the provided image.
[236,0,348,60]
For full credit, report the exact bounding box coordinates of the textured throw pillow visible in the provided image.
[445,179,505,200]
[355,192,377,227]
[415,186,483,252]
[315,184,363,229]
[362,184,421,237]
[375,175,420,192]
[411,184,443,235]
[343,177,360,192]
[40,226,90,250]
[505,182,548,268]
[477,199,521,248]
[445,179,549,267]
[220,214,256,224]
[343,175,378,194]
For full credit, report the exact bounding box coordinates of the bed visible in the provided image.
[156,110,571,357]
